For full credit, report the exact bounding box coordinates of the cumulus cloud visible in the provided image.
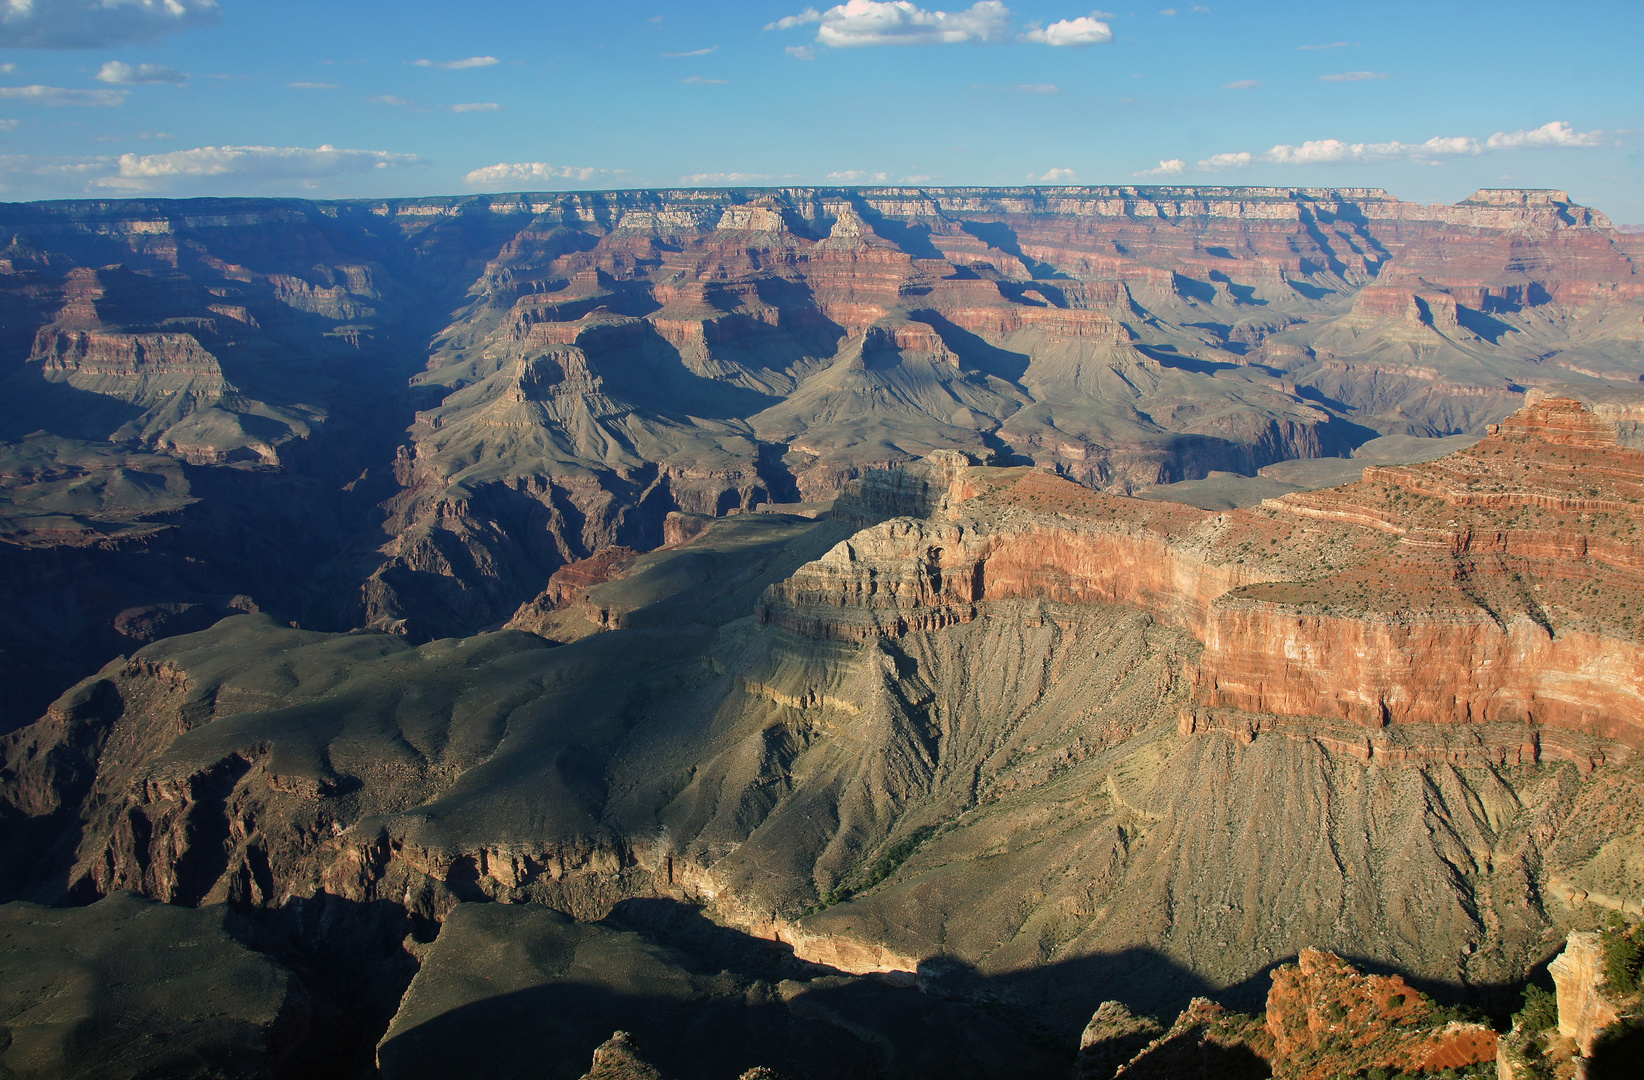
[1034,166,1076,181]
[0,84,125,105]
[786,45,816,58]
[1251,122,1602,166]
[1020,15,1112,45]
[1265,138,1432,164]
[679,171,773,184]
[1485,120,1604,149]
[767,8,822,30]
[1158,119,1605,177]
[96,60,184,84]
[1221,79,1259,90]
[0,0,219,49]
[1195,151,1252,170]
[464,161,603,187]
[1319,71,1388,82]
[1133,159,1185,177]
[95,144,419,189]
[413,56,499,70]
[770,1,1010,47]
[828,169,889,182]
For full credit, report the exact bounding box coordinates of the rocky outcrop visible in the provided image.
[579,1033,668,1080]
[1075,1001,1166,1080]
[1263,949,1496,1075]
[1084,949,1497,1080]
[1549,932,1623,1058]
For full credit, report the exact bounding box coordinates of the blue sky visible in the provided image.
[0,0,1640,221]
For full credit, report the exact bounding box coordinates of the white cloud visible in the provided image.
[1020,15,1112,45]
[446,102,500,112]
[91,144,420,191]
[0,84,125,106]
[465,161,603,186]
[1035,166,1076,181]
[0,119,18,131]
[1263,139,1373,164]
[1159,7,1177,14]
[1195,151,1251,170]
[1222,78,1259,90]
[413,56,499,70]
[288,81,338,90]
[679,171,773,184]
[1485,120,1604,150]
[1250,123,1602,166]
[767,8,822,30]
[95,60,184,84]
[661,45,717,56]
[1263,136,1482,164]
[1133,159,1185,177]
[0,0,218,49]
[681,76,727,84]
[771,0,1010,47]
[1319,71,1388,82]
[786,45,816,58]
[0,63,14,73]
[828,169,889,182]
[368,95,411,106]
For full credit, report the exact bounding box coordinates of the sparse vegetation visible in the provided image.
[1603,913,1644,993]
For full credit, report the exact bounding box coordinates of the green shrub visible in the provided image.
[1602,927,1643,993]
[1514,984,1558,1036]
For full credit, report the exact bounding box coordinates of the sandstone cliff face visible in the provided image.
[1549,932,1622,1058]
[761,398,1644,755]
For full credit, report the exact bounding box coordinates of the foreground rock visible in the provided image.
[1081,949,1497,1080]
[1500,925,1644,1079]
[0,892,307,1080]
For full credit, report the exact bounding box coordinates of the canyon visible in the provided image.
[2,185,1644,1077]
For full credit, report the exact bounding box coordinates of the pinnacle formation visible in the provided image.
[2,185,1644,1079]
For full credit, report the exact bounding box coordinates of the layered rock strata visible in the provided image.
[762,396,1644,752]
[5,183,1641,661]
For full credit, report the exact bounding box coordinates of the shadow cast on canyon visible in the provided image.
[379,896,1250,1080]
